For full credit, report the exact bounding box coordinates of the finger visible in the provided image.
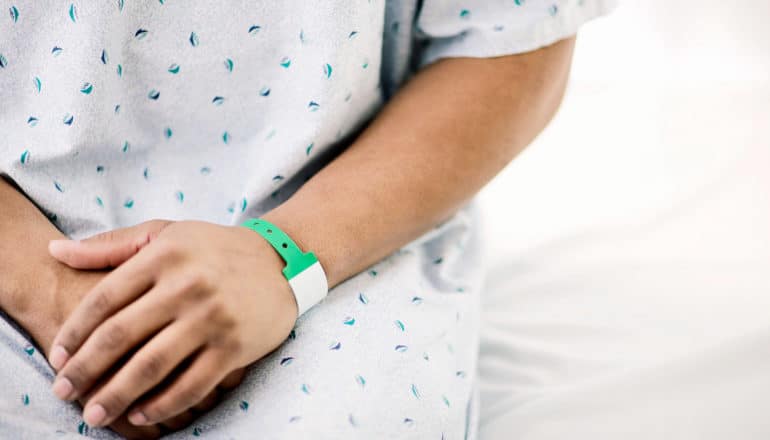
[52,282,176,401]
[128,348,230,426]
[217,368,246,391]
[79,318,208,427]
[108,413,165,440]
[147,371,217,431]
[48,220,171,269]
[159,409,196,432]
[159,375,229,430]
[190,387,220,413]
[49,243,161,371]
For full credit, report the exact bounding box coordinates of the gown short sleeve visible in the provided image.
[414,0,617,67]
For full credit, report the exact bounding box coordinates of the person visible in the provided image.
[0,1,614,438]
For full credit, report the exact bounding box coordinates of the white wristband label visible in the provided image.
[287,260,328,316]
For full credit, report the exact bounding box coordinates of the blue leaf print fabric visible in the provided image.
[0,0,613,438]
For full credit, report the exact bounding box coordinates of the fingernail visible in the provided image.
[84,403,107,427]
[52,377,74,400]
[48,239,71,257]
[128,410,148,426]
[48,239,69,248]
[49,345,70,370]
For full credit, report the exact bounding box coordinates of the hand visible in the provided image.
[17,264,163,438]
[41,236,245,438]
[46,220,297,428]
[33,265,105,356]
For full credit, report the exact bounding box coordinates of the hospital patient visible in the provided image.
[0,1,613,438]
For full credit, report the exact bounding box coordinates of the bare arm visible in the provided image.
[0,177,85,350]
[0,179,182,438]
[265,37,576,287]
[39,37,576,431]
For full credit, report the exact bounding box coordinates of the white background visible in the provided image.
[477,1,770,438]
[480,0,770,257]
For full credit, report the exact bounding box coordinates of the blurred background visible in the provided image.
[477,1,770,438]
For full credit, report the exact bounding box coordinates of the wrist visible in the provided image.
[232,225,299,321]
[0,252,104,357]
[1,257,68,354]
[43,265,105,356]
[238,218,327,317]
[261,201,347,290]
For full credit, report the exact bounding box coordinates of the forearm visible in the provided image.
[0,176,69,347]
[265,37,576,288]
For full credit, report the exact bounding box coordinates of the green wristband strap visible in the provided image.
[240,218,328,316]
[241,218,317,279]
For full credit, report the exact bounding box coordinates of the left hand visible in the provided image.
[47,219,298,428]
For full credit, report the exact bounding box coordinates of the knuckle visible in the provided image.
[201,302,221,321]
[97,390,130,415]
[202,302,229,325]
[59,327,83,351]
[176,385,206,408]
[180,271,206,292]
[137,352,167,382]
[171,273,209,303]
[89,288,113,315]
[196,269,215,292]
[63,360,92,390]
[96,321,129,350]
[154,239,181,261]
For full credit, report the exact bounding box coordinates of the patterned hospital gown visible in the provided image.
[0,1,613,438]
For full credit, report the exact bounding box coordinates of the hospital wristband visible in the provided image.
[240,218,328,317]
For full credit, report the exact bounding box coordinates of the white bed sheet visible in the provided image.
[476,2,770,437]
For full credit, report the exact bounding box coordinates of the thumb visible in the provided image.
[48,220,172,269]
